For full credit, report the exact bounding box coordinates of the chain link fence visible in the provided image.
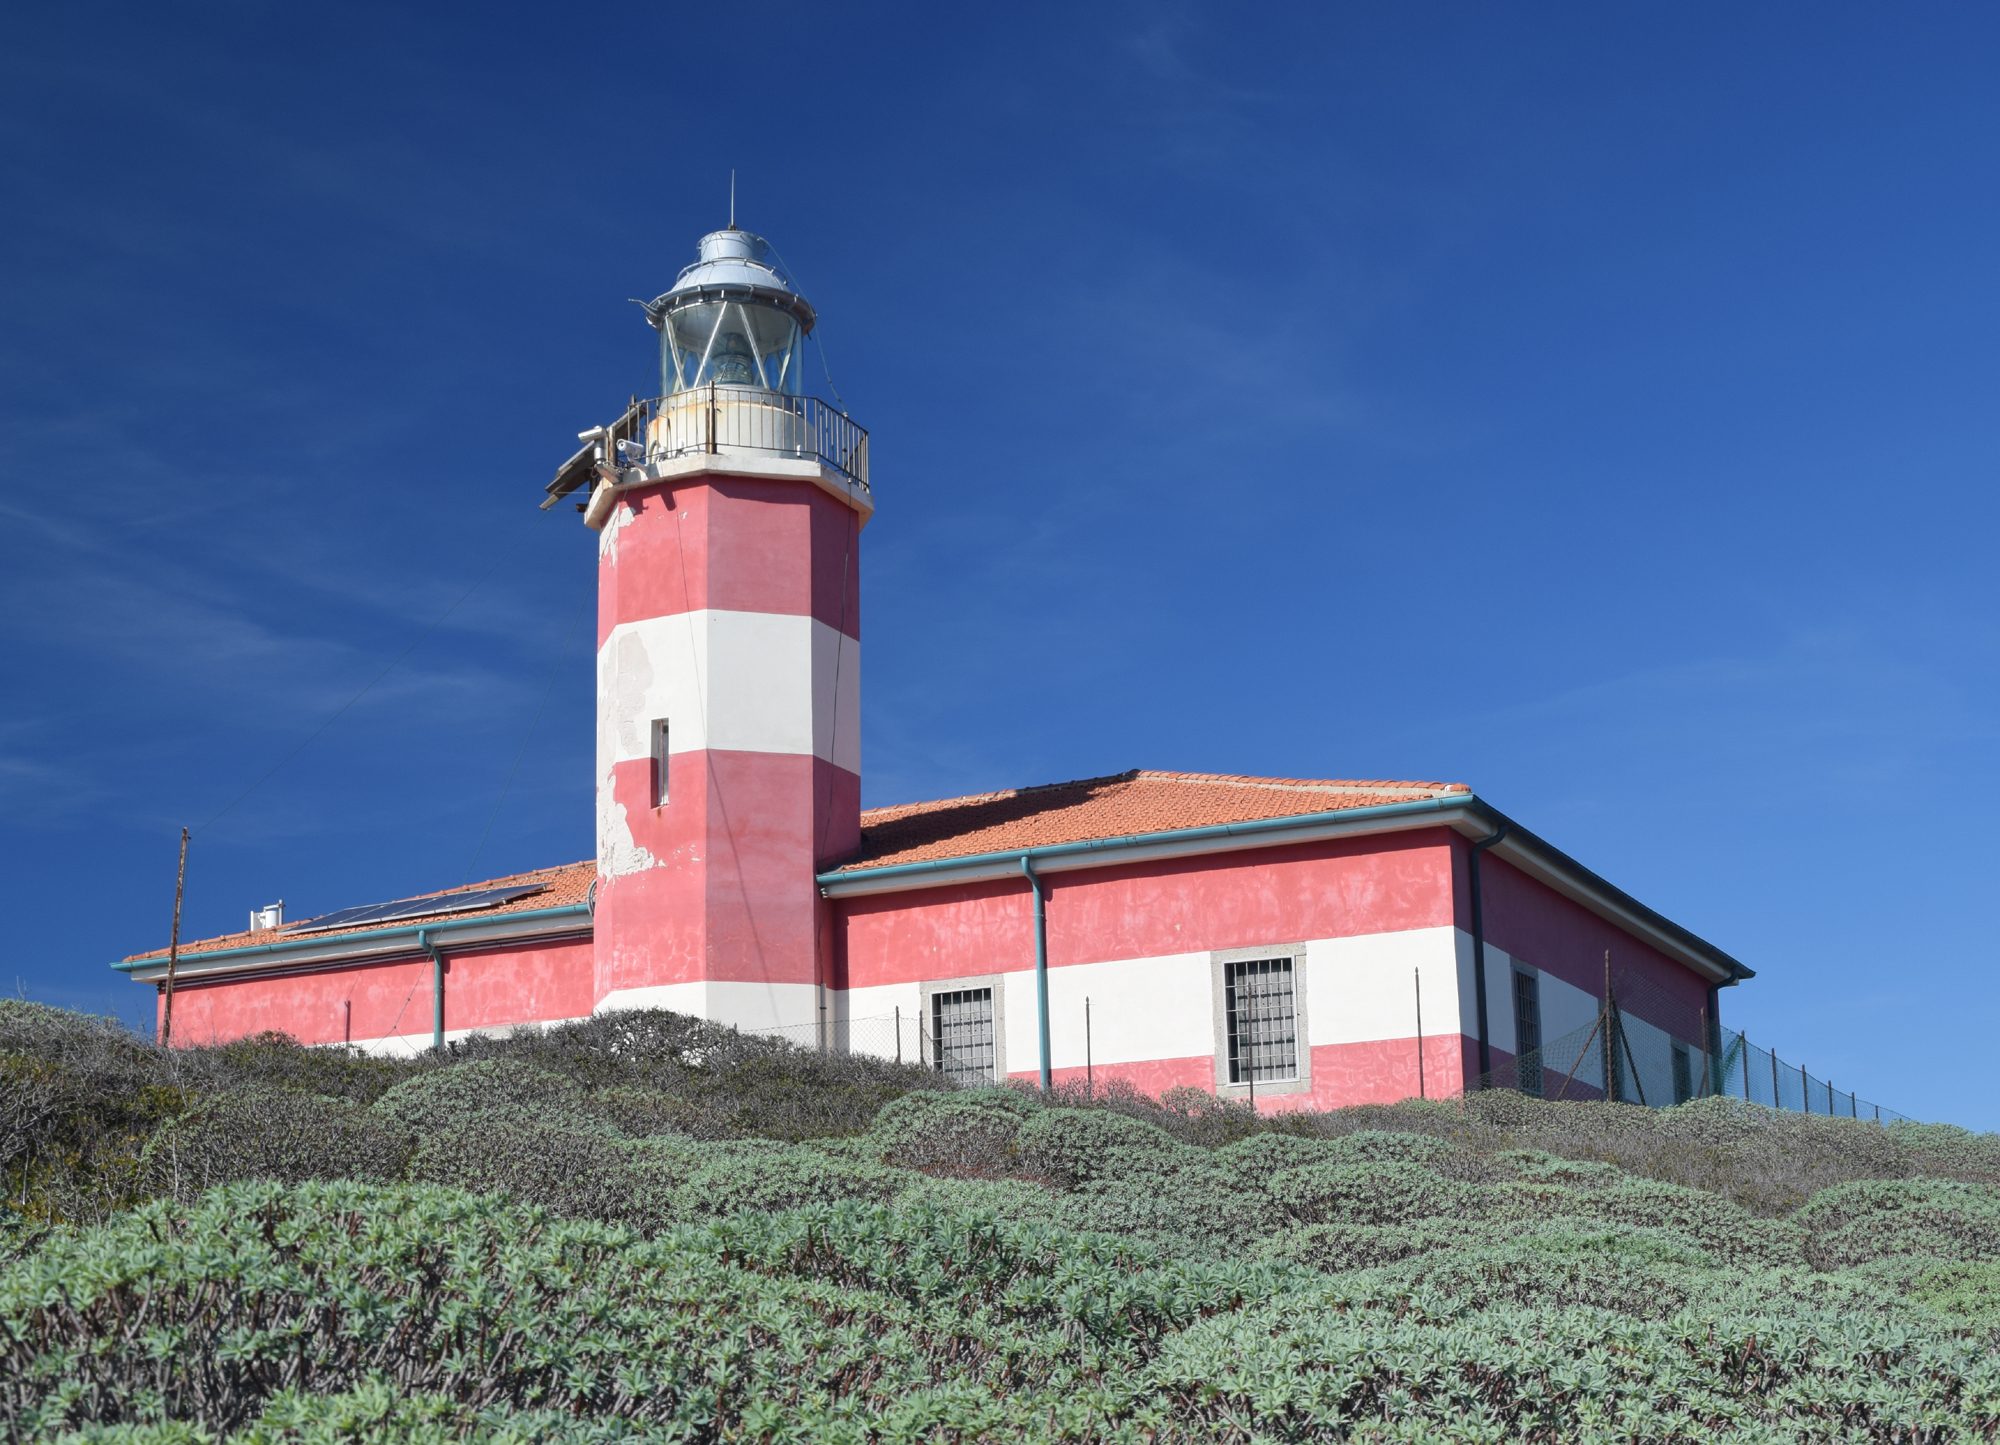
[739,1011,932,1069]
[1471,960,1913,1122]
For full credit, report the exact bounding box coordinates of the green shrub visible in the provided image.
[1256,1218,1493,1274]
[140,1087,413,1201]
[1012,1107,1194,1189]
[1210,1130,1359,1191]
[1050,1159,1254,1258]
[1797,1177,2000,1269]
[1266,1160,1476,1227]
[1148,1274,2000,1441]
[371,1059,612,1138]
[670,1146,905,1222]
[407,1122,639,1225]
[864,1087,1037,1177]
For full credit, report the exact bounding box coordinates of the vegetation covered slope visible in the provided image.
[6,999,2000,1442]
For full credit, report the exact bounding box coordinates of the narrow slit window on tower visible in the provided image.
[1224,958,1298,1084]
[651,720,670,807]
[1513,969,1543,1096]
[1672,1042,1694,1104]
[931,988,996,1085]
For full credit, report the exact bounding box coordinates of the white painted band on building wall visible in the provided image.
[594,979,824,1035]
[598,611,861,772]
[834,926,1470,1075]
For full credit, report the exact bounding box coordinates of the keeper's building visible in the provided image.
[117,223,1751,1109]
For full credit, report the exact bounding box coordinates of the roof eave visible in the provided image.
[112,903,593,983]
[817,794,1751,987]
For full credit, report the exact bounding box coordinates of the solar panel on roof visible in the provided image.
[284,883,549,935]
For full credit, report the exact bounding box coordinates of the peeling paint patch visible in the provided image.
[596,629,659,877]
[599,496,637,563]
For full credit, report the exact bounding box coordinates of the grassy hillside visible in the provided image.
[6,999,2000,1442]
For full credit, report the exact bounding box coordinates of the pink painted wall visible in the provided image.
[833,828,1460,987]
[154,934,594,1048]
[597,476,861,648]
[1453,839,1712,1042]
[594,471,862,1010]
[596,750,858,1001]
[1018,1036,1475,1113]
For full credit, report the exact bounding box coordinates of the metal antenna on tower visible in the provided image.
[729,170,736,229]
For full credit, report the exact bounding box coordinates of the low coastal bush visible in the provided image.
[9,1002,2000,1441]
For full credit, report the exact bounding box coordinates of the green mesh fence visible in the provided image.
[742,1011,931,1068]
[1469,961,1914,1122]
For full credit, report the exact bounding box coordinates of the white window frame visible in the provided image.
[1210,944,1310,1098]
[651,719,670,808]
[920,973,1007,1085]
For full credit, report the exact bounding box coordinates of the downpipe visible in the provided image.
[1022,856,1052,1091]
[419,929,446,1053]
[1468,822,1508,1087]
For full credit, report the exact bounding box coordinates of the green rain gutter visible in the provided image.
[418,929,446,1053]
[817,794,1473,890]
[109,904,594,977]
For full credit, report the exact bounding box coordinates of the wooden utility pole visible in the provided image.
[161,828,189,1048]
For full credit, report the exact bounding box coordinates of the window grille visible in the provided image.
[1512,970,1543,1096]
[1672,1043,1693,1105]
[1224,958,1297,1084]
[931,988,996,1084]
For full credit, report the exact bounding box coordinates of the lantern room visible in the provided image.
[646,227,815,397]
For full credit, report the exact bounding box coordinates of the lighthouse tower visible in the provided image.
[563,223,870,1037]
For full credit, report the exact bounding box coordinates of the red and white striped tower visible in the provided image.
[569,224,869,1037]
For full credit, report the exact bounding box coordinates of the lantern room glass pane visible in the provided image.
[661,300,804,396]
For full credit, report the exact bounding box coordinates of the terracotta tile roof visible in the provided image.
[123,861,594,963]
[832,770,1469,873]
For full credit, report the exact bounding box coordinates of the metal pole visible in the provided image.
[1699,1006,1709,1097]
[1602,952,1618,1102]
[1801,1061,1809,1113]
[1467,823,1508,1087]
[1085,997,1093,1091]
[1244,967,1256,1111]
[1021,856,1052,1091]
[1414,967,1425,1100]
[894,1005,901,1066]
[1771,1046,1781,1110]
[160,827,189,1048]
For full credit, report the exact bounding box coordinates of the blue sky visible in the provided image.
[3,3,1996,1126]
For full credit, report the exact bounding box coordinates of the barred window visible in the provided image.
[1225,958,1297,1084]
[1512,970,1542,1096]
[931,987,996,1085]
[1672,1043,1693,1105]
